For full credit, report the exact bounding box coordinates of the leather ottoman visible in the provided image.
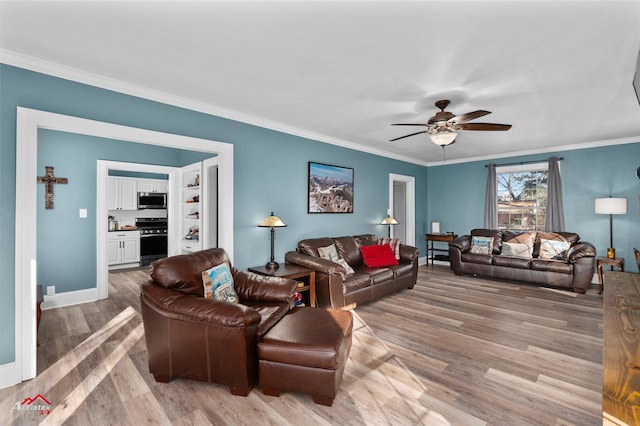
[257,307,353,406]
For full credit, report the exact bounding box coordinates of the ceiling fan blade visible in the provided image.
[391,123,428,126]
[450,110,491,123]
[456,123,512,131]
[389,130,428,141]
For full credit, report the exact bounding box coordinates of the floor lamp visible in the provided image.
[595,197,627,259]
[380,214,398,238]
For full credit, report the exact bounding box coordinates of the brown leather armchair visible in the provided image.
[140,248,298,396]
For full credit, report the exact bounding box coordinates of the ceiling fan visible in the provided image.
[390,99,512,146]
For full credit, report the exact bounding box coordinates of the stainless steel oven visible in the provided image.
[136,217,168,266]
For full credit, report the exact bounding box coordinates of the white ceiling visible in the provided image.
[1,1,640,165]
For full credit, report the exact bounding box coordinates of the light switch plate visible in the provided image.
[79,208,87,218]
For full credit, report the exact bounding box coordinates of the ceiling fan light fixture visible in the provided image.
[429,131,457,146]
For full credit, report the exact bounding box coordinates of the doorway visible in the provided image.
[389,174,415,246]
[14,107,234,385]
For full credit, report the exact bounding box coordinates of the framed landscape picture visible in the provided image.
[308,162,354,213]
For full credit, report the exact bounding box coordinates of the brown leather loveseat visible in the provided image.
[140,248,298,396]
[449,229,596,293]
[285,234,419,309]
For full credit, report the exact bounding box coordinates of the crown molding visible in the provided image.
[0,49,429,166]
[2,48,638,169]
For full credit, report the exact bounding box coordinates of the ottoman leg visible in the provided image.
[262,387,281,397]
[312,395,335,407]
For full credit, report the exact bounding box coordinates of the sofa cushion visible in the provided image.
[470,236,494,255]
[150,248,231,297]
[501,242,533,259]
[335,236,363,266]
[538,238,571,260]
[461,252,494,265]
[202,263,239,303]
[530,259,573,274]
[357,266,395,284]
[493,255,531,269]
[360,244,399,267]
[298,238,336,257]
[471,229,502,254]
[343,272,371,293]
[503,231,536,256]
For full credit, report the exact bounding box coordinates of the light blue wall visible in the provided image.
[427,144,640,270]
[37,129,213,293]
[0,64,429,364]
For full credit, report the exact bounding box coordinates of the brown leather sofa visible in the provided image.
[140,248,298,396]
[285,234,419,309]
[449,229,596,293]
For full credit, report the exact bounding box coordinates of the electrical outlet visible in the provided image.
[79,208,87,218]
[46,286,55,296]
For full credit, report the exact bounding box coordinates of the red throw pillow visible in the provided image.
[360,244,399,267]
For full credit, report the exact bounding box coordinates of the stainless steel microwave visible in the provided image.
[138,192,167,209]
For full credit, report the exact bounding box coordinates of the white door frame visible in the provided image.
[12,107,234,386]
[97,161,179,300]
[388,173,415,246]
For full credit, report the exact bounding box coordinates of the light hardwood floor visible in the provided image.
[1,265,602,425]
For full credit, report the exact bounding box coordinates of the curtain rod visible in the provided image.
[485,157,564,168]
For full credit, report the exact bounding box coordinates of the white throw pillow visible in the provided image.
[318,244,340,261]
[501,242,533,259]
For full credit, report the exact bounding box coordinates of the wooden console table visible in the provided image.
[425,233,457,266]
[602,271,640,426]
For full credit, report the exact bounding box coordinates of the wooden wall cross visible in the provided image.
[37,166,68,209]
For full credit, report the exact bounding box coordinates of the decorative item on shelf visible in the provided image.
[184,226,199,240]
[293,292,305,307]
[258,211,287,269]
[380,214,398,238]
[595,196,627,259]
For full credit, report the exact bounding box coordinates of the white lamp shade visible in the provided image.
[381,215,398,225]
[595,197,627,215]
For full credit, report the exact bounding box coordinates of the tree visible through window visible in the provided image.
[497,164,548,231]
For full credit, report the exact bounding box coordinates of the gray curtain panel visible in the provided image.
[484,164,497,229]
[545,156,565,232]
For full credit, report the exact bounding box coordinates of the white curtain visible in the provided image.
[484,164,497,229]
[545,156,565,231]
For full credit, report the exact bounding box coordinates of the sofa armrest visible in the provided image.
[399,244,419,263]
[232,269,298,306]
[450,235,471,252]
[284,251,346,276]
[141,283,262,327]
[567,241,596,263]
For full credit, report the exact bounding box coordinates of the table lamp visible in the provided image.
[258,212,287,269]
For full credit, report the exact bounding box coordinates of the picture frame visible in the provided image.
[308,162,354,213]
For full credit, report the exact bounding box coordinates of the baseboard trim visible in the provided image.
[0,361,19,390]
[42,287,99,310]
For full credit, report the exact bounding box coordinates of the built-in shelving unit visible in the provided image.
[181,164,201,253]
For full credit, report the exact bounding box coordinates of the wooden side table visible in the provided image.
[248,263,316,307]
[425,233,457,266]
[597,257,624,294]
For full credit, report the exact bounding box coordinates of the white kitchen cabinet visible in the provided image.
[107,177,138,210]
[108,230,140,269]
[137,178,168,193]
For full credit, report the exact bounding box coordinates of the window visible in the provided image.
[496,163,548,231]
